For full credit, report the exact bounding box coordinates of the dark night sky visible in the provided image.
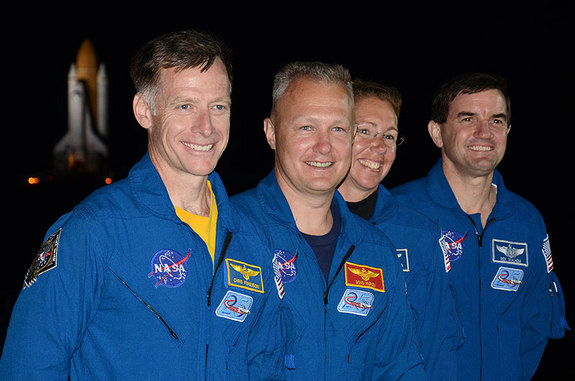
[5,4,574,378]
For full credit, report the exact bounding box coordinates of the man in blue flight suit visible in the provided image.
[391,73,568,380]
[0,30,284,380]
[232,61,426,380]
[338,79,462,380]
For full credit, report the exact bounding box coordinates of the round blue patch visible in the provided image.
[148,249,190,288]
[441,230,467,262]
[273,249,298,283]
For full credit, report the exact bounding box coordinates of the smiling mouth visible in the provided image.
[182,142,213,152]
[468,145,493,152]
[306,161,333,168]
[359,159,381,170]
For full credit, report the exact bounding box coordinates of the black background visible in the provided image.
[4,4,573,378]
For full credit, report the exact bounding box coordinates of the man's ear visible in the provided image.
[263,118,276,150]
[428,120,443,148]
[133,93,153,130]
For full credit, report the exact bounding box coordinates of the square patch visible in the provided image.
[337,289,374,317]
[491,266,524,292]
[215,290,253,322]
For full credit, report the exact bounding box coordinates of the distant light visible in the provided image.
[28,177,40,185]
[104,177,112,185]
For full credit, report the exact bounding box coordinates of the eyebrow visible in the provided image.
[491,113,508,121]
[455,111,508,121]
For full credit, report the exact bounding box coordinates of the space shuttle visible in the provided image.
[54,39,108,174]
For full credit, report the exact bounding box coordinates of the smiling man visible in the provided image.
[391,73,568,380]
[0,30,284,380]
[232,62,426,380]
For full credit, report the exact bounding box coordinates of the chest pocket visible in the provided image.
[327,274,391,345]
[106,260,198,343]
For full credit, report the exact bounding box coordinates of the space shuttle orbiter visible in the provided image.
[54,39,108,173]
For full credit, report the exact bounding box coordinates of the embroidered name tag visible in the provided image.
[491,266,524,292]
[226,258,264,294]
[337,289,374,317]
[344,262,385,292]
[492,239,528,267]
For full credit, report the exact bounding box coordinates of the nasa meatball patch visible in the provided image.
[148,249,190,288]
[24,229,61,288]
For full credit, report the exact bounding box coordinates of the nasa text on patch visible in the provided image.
[272,249,298,283]
[344,262,385,292]
[226,258,264,294]
[148,249,190,288]
[439,230,467,262]
[492,239,528,267]
[24,228,61,288]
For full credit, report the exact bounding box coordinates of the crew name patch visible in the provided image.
[215,290,253,322]
[344,262,385,292]
[491,266,524,292]
[337,289,374,317]
[439,230,467,262]
[396,249,410,272]
[148,249,190,288]
[226,259,264,294]
[492,239,528,267]
[24,228,61,288]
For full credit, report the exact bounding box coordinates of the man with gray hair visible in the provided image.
[1,30,284,380]
[232,61,426,380]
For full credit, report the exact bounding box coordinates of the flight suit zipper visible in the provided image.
[205,230,232,380]
[324,245,355,305]
[466,215,495,380]
[207,230,233,307]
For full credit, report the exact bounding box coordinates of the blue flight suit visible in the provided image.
[232,171,427,381]
[0,154,284,380]
[391,160,568,381]
[358,184,463,380]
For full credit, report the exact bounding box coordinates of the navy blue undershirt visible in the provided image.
[301,204,341,282]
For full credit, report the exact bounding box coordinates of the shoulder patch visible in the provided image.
[24,229,61,288]
[542,234,553,273]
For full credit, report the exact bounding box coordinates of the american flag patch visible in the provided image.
[542,235,553,273]
[273,258,285,299]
